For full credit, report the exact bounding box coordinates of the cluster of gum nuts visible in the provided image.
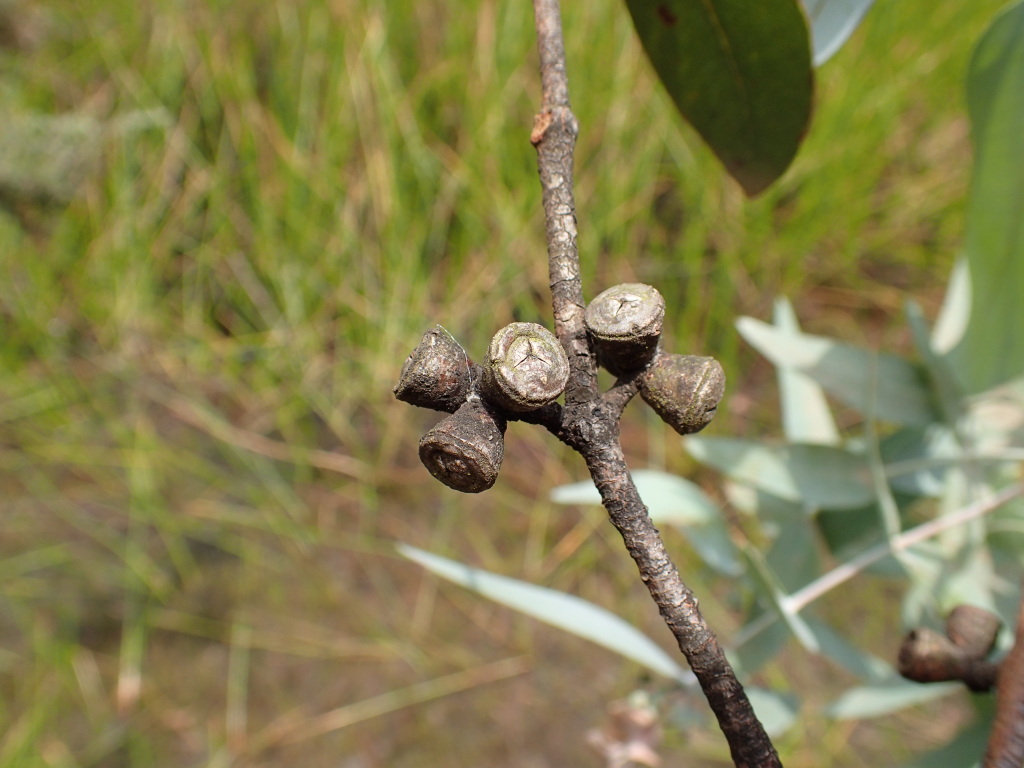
[394,283,726,493]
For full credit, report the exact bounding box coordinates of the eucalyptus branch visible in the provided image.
[395,0,782,763]
[527,1,779,765]
[733,482,1024,650]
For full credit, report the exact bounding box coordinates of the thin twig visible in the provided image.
[529,1,780,765]
[733,482,1024,649]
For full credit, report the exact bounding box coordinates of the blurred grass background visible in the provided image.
[0,0,1006,765]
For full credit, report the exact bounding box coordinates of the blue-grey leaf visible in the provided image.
[772,297,841,446]
[397,544,693,685]
[551,470,738,573]
[745,687,800,737]
[737,317,938,425]
[684,521,743,576]
[743,545,818,651]
[804,617,892,682]
[826,678,959,719]
[686,436,875,509]
[879,425,958,498]
[551,469,717,525]
[801,0,875,65]
[932,257,971,355]
[730,612,791,677]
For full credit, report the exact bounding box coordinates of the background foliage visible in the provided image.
[0,0,1011,765]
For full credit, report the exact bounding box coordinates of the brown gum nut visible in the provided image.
[897,627,966,683]
[640,353,725,435]
[394,325,472,413]
[585,283,665,375]
[945,605,1002,658]
[482,322,570,412]
[418,399,506,493]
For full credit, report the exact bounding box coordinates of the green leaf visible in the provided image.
[825,678,959,719]
[951,1,1024,393]
[686,436,875,509]
[623,0,813,196]
[772,297,840,446]
[397,545,693,685]
[801,0,874,65]
[737,317,938,425]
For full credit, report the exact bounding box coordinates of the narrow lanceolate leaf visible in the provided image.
[685,436,874,510]
[551,470,742,575]
[551,469,717,525]
[397,545,693,685]
[744,688,800,737]
[624,0,813,196]
[825,678,959,719]
[737,317,938,425]
[950,1,1024,394]
[801,0,875,65]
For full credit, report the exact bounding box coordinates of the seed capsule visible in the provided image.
[394,325,472,413]
[945,605,1001,658]
[640,353,725,435]
[585,283,665,375]
[481,322,569,412]
[418,399,506,493]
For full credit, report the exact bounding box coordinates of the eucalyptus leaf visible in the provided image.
[685,436,875,509]
[949,0,1024,394]
[551,469,717,525]
[730,611,790,678]
[551,470,740,574]
[397,545,693,685]
[932,257,971,355]
[743,545,818,651]
[623,0,813,196]
[801,0,875,65]
[825,678,959,719]
[745,687,800,737]
[804,617,892,682]
[905,299,964,425]
[684,521,743,576]
[879,425,958,498]
[737,317,938,425]
[772,297,840,446]
[724,482,806,522]
[767,517,820,592]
